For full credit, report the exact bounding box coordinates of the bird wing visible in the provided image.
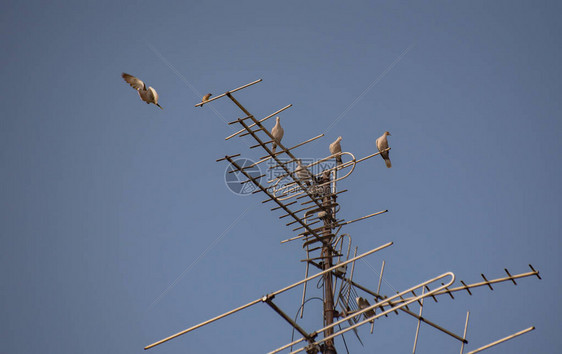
[295,163,312,180]
[271,121,284,142]
[330,140,341,154]
[122,73,145,90]
[376,136,388,152]
[148,87,159,103]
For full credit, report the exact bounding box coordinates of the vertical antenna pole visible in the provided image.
[412,287,425,353]
[377,260,386,294]
[322,172,337,353]
[460,311,470,354]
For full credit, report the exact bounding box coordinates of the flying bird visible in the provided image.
[329,136,343,165]
[376,131,391,168]
[121,73,162,109]
[295,159,313,187]
[271,116,284,154]
[201,93,212,106]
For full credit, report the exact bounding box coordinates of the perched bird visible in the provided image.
[201,93,212,105]
[356,297,376,321]
[376,131,392,168]
[312,170,331,199]
[319,170,332,198]
[271,116,284,154]
[329,136,343,165]
[295,159,313,187]
[121,73,162,109]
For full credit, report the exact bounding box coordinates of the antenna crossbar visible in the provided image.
[226,104,292,140]
[390,266,541,303]
[263,295,317,343]
[260,134,325,161]
[466,326,535,354]
[194,78,263,108]
[281,209,382,243]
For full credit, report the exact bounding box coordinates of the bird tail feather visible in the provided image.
[385,159,392,168]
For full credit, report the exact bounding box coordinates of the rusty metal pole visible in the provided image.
[321,172,337,354]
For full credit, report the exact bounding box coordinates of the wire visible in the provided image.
[337,324,350,354]
[290,297,323,352]
[316,276,325,289]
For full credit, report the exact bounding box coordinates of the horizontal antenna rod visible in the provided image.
[391,266,541,302]
[260,134,324,161]
[466,326,535,354]
[354,148,391,164]
[225,104,292,140]
[339,210,389,226]
[144,298,262,350]
[195,79,262,107]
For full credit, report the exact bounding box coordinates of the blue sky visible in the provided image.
[1,1,560,353]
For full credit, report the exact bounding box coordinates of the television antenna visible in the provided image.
[144,79,541,353]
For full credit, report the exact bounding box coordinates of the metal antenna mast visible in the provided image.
[321,172,336,354]
[144,79,542,354]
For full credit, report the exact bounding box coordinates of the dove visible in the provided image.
[295,159,313,187]
[319,170,332,198]
[356,297,376,320]
[121,73,162,109]
[329,136,343,165]
[201,93,212,106]
[312,170,331,199]
[271,116,284,154]
[376,131,392,168]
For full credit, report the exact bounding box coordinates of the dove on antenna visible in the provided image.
[376,131,391,168]
[202,93,212,105]
[330,136,343,166]
[271,116,284,154]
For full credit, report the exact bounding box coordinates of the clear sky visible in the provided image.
[1,1,560,353]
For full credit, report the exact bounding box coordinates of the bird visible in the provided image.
[201,93,212,105]
[356,297,376,321]
[295,159,313,187]
[121,73,162,109]
[319,170,332,198]
[312,170,331,199]
[376,131,392,168]
[271,116,284,154]
[329,136,343,166]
